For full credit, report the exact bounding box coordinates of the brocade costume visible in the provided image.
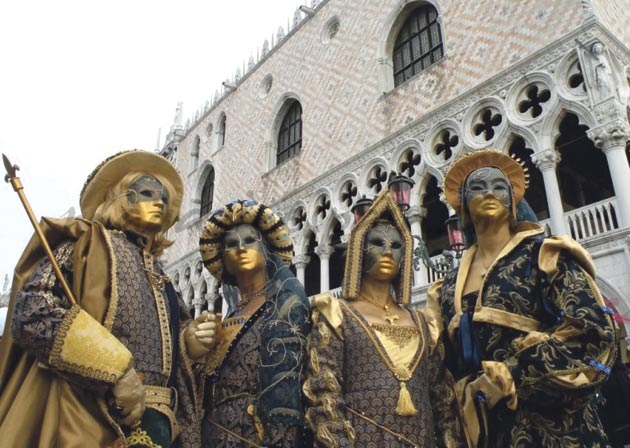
[304,190,463,448]
[426,224,617,447]
[199,200,312,448]
[0,218,203,447]
[202,275,311,447]
[304,295,463,448]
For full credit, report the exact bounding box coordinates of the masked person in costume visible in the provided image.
[303,190,464,447]
[425,149,617,447]
[0,150,216,447]
[199,199,312,447]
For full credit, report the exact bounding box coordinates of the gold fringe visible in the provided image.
[395,381,417,416]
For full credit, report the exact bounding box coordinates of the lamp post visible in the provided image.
[387,172,415,211]
[351,195,374,224]
[413,215,464,274]
[445,215,465,258]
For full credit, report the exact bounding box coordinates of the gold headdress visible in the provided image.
[342,189,413,305]
[199,199,294,283]
[80,150,183,229]
[444,149,527,226]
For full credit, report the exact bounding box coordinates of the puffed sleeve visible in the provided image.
[303,294,355,447]
[12,241,133,391]
[503,239,616,406]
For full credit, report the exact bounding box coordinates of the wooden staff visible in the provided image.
[3,153,77,305]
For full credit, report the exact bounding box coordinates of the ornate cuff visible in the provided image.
[49,305,133,384]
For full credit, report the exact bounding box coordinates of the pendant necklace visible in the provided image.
[362,295,399,325]
[235,283,269,316]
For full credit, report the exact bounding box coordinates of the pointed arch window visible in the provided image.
[277,101,302,164]
[393,4,444,87]
[200,168,215,217]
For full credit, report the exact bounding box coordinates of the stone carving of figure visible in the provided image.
[591,42,613,99]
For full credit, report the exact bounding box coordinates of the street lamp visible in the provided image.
[351,195,374,224]
[445,215,465,258]
[387,172,415,211]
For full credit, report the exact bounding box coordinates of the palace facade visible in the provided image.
[159,0,630,340]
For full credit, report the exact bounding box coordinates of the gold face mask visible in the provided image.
[464,167,511,222]
[362,222,403,281]
[222,224,266,276]
[125,175,169,233]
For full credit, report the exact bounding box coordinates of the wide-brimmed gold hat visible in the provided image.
[80,150,183,228]
[444,149,527,224]
[199,199,294,283]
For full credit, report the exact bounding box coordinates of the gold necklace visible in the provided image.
[235,283,269,314]
[361,295,399,325]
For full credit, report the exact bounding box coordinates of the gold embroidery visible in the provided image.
[125,428,161,448]
[50,306,133,383]
[369,323,421,348]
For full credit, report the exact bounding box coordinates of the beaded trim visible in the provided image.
[341,301,424,382]
[369,322,422,348]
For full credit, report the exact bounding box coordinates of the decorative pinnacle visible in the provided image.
[2,153,19,183]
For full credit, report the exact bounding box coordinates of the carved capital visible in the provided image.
[587,119,630,150]
[531,149,561,171]
[406,205,427,224]
[293,254,311,268]
[315,244,335,259]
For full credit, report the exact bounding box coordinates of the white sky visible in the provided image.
[0,0,301,287]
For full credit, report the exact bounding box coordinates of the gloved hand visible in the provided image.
[111,367,146,427]
[185,311,217,360]
[467,361,517,410]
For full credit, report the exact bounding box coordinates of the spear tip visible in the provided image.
[3,153,19,183]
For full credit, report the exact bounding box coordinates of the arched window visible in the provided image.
[393,4,444,87]
[200,168,215,217]
[277,101,302,164]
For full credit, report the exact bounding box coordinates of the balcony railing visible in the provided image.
[564,197,619,241]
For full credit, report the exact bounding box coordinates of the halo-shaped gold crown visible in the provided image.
[444,149,527,211]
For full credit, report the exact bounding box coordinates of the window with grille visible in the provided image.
[200,168,215,217]
[276,102,302,164]
[393,5,443,87]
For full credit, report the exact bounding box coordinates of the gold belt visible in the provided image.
[145,385,177,409]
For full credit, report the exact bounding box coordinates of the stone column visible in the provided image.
[293,254,310,288]
[588,119,630,228]
[316,244,334,293]
[192,296,202,319]
[531,149,567,235]
[407,206,428,286]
